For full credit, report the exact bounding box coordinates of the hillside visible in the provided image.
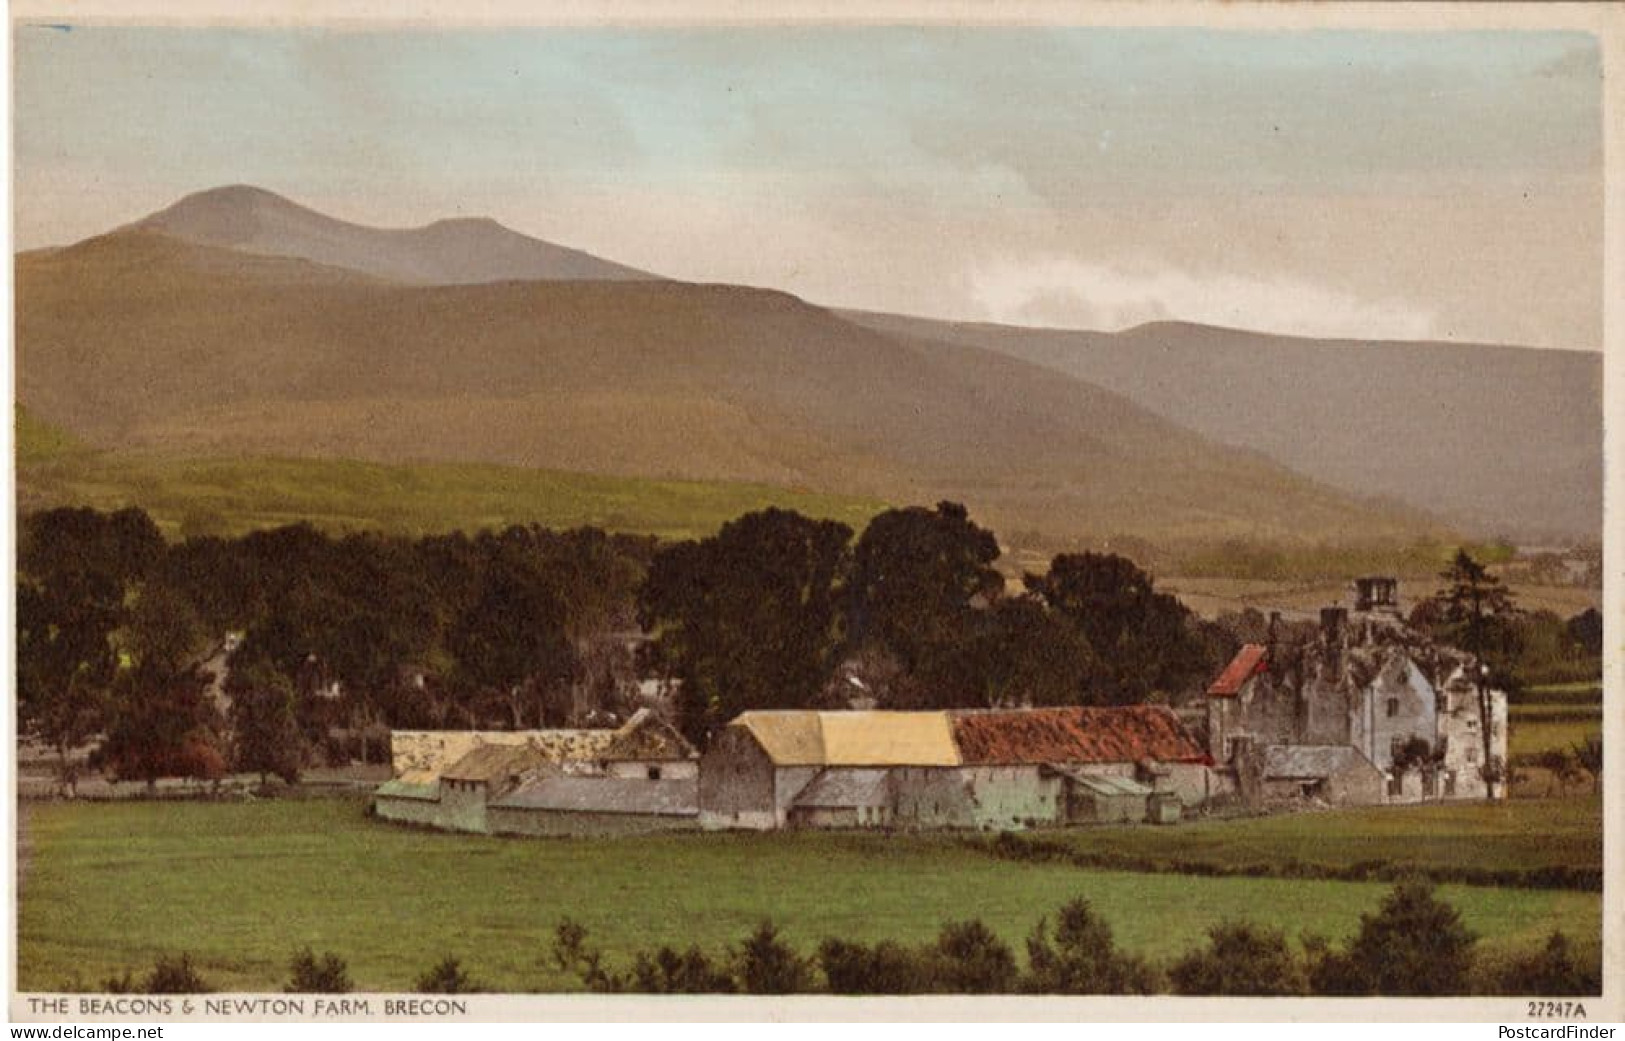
[15,225,1442,551]
[131,184,657,285]
[844,312,1602,543]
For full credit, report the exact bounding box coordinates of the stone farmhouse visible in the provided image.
[1205,577,1509,806]
[698,706,1212,830]
[372,708,700,834]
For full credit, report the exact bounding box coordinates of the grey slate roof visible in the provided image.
[791,768,893,809]
[1262,745,1375,779]
[492,776,698,817]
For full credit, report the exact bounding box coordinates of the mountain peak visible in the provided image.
[123,185,658,286]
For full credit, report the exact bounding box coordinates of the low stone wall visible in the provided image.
[374,794,445,828]
[487,807,696,837]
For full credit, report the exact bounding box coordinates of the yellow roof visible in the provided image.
[733,711,960,767]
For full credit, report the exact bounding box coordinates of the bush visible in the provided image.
[733,921,812,995]
[929,919,1019,994]
[286,947,352,993]
[817,938,933,995]
[1169,922,1305,996]
[1024,899,1157,995]
[1490,932,1601,996]
[1308,880,1476,996]
[415,955,481,994]
[630,946,736,994]
[144,953,213,994]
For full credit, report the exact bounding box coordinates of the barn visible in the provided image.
[699,706,1211,831]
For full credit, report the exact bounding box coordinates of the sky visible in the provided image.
[11,25,1605,347]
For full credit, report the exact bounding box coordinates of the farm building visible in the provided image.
[373,709,699,833]
[698,705,1212,831]
[1205,577,1509,806]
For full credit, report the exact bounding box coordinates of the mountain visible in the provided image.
[843,312,1603,543]
[130,184,657,285]
[15,221,1443,551]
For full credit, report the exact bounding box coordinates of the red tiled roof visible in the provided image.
[949,706,1210,766]
[1206,644,1268,697]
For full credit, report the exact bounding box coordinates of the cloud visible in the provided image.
[966,256,1441,341]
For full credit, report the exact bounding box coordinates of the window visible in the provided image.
[1386,697,1400,718]
[647,766,662,780]
[1387,774,1403,796]
[1466,746,1478,764]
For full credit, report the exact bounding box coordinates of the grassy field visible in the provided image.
[17,797,1600,993]
[1509,719,1603,758]
[16,448,889,543]
[1019,798,1601,878]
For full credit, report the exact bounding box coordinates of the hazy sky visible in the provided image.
[13,25,1604,347]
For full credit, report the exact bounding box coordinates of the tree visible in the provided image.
[817,938,931,994]
[1169,922,1305,995]
[286,949,352,993]
[931,919,1019,994]
[1431,550,1520,799]
[639,509,852,745]
[228,664,305,784]
[957,596,1098,709]
[1571,736,1602,795]
[845,502,1001,699]
[415,956,481,994]
[630,946,736,994]
[144,954,213,994]
[1026,553,1209,703]
[16,579,114,795]
[732,920,813,994]
[448,540,575,728]
[1023,898,1156,994]
[1491,932,1601,996]
[1565,608,1603,658]
[1334,880,1477,996]
[17,507,164,793]
[95,583,226,793]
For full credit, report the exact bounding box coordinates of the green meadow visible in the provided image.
[16,430,887,543]
[18,798,1600,993]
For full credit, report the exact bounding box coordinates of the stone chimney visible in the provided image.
[1320,606,1348,641]
[1355,576,1400,615]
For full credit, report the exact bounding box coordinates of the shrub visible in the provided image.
[1309,880,1476,996]
[286,948,352,993]
[817,938,932,995]
[144,953,213,994]
[1169,922,1305,996]
[630,946,736,994]
[1024,899,1157,995]
[415,955,481,994]
[733,921,812,994]
[1491,932,1601,997]
[931,919,1019,994]
[551,919,617,992]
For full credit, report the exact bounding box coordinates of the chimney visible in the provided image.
[1355,576,1400,614]
[1320,606,1348,641]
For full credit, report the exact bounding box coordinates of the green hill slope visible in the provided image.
[16,224,1447,551]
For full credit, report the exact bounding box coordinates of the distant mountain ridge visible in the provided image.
[14,193,1446,551]
[843,312,1603,543]
[131,184,657,285]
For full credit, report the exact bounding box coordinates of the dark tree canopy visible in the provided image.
[846,502,1001,670]
[1026,552,1208,703]
[639,508,852,744]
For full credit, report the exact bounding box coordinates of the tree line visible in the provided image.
[18,502,1228,785]
[88,881,1600,997]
